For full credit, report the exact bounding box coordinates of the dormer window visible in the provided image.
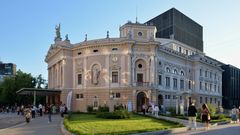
[93,49,98,53]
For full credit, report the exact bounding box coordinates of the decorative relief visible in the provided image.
[133,46,151,52]
[92,64,100,85]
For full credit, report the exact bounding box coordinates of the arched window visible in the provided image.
[166,67,170,73]
[181,71,184,76]
[174,69,178,74]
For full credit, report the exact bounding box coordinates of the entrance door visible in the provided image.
[137,92,147,112]
[158,94,163,106]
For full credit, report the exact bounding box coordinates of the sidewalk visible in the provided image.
[0,114,63,135]
[134,113,227,135]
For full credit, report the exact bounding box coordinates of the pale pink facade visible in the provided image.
[45,22,222,113]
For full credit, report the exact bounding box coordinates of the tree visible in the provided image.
[0,70,47,106]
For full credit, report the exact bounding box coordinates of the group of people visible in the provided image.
[142,103,160,117]
[188,102,211,130]
[13,103,68,123]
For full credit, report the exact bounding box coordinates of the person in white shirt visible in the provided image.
[154,105,159,117]
[38,104,43,116]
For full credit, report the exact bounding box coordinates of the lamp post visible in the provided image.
[109,90,114,112]
[175,95,179,115]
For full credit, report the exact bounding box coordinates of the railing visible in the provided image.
[133,82,154,88]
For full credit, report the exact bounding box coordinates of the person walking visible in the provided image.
[31,105,36,119]
[47,105,52,123]
[38,103,43,116]
[60,104,65,118]
[154,105,159,117]
[201,103,211,130]
[188,102,197,130]
[231,105,238,124]
[142,104,146,115]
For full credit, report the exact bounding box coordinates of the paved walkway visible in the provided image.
[0,114,63,135]
[171,123,240,135]
[0,113,24,129]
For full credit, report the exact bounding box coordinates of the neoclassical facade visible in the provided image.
[45,22,223,112]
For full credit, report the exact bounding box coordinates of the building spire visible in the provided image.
[106,31,109,38]
[85,34,87,41]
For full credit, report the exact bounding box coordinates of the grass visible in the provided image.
[64,113,183,135]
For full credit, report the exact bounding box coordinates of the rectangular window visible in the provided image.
[200,82,202,90]
[173,78,177,89]
[210,72,212,78]
[214,98,217,104]
[210,84,212,91]
[112,72,118,83]
[205,97,208,103]
[200,69,202,76]
[205,70,207,77]
[180,80,184,90]
[188,80,191,89]
[165,95,168,99]
[214,85,217,92]
[166,77,170,87]
[200,97,202,104]
[214,73,217,80]
[76,94,84,99]
[210,98,212,104]
[205,83,207,91]
[186,50,188,55]
[116,93,121,98]
[179,47,182,53]
[168,95,171,99]
[77,74,82,85]
[158,75,162,85]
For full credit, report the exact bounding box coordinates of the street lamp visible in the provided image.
[109,90,114,112]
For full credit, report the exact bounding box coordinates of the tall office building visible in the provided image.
[0,62,16,82]
[221,65,240,109]
[146,8,203,52]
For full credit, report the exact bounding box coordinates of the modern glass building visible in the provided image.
[146,8,203,52]
[221,65,240,109]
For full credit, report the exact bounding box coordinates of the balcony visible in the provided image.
[132,82,155,89]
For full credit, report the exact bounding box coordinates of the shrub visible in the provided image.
[87,105,94,113]
[114,104,125,111]
[168,107,176,116]
[98,105,109,112]
[96,109,131,119]
[218,114,225,119]
[207,103,216,117]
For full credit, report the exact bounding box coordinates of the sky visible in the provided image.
[0,0,240,80]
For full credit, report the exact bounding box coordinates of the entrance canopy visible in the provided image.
[16,88,61,106]
[16,88,61,96]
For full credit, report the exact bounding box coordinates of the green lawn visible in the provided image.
[64,113,183,135]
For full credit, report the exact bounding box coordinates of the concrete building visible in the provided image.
[221,65,240,109]
[0,61,16,82]
[45,10,223,113]
[146,8,203,52]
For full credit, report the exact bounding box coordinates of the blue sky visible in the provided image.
[0,0,240,80]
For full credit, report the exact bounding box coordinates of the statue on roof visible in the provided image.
[55,24,61,39]
[65,34,69,41]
